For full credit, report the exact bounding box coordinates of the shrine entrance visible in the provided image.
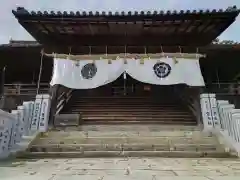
[79,73,178,99]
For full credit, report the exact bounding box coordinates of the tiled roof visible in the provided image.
[12,6,240,17]
[212,41,240,45]
[0,40,41,48]
[12,6,240,47]
[4,40,240,46]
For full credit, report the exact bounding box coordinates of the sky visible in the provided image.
[0,0,240,44]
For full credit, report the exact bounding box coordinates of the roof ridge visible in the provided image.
[12,6,240,17]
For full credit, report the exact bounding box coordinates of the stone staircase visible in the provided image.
[16,125,236,158]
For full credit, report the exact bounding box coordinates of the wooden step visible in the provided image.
[54,119,196,126]
[60,93,196,125]
[73,100,179,102]
[82,120,196,125]
[80,114,192,117]
[80,112,191,116]
[71,101,180,104]
[64,109,189,112]
[71,103,182,109]
[72,100,178,102]
[81,116,193,120]
[50,125,202,135]
[63,109,190,112]
[64,111,191,114]
[71,96,177,99]
[73,102,180,105]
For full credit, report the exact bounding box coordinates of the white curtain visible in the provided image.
[50,57,205,89]
[125,58,205,86]
[50,58,125,89]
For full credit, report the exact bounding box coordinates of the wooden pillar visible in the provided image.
[0,67,6,109]
[193,88,203,126]
[0,67,6,97]
[48,84,60,127]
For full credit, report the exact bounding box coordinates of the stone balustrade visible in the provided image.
[200,93,240,155]
[0,94,51,159]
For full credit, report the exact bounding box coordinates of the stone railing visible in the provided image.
[0,94,51,159]
[200,93,240,155]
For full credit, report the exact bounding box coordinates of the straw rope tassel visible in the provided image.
[159,46,164,63]
[124,45,127,64]
[173,57,178,64]
[108,59,112,64]
[140,57,144,65]
[124,58,127,64]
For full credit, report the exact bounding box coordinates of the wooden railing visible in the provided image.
[55,89,72,115]
[112,86,135,95]
[3,83,50,96]
[204,82,240,108]
[205,82,240,95]
[0,83,50,111]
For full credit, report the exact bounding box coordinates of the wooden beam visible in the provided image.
[44,52,206,60]
[37,34,213,46]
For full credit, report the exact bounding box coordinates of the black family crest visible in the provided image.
[81,63,97,79]
[153,62,171,78]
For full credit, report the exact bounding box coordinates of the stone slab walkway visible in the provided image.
[0,157,240,180]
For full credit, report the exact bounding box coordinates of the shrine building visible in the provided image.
[0,6,240,126]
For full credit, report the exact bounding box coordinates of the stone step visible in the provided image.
[36,131,216,139]
[43,130,208,138]
[17,151,235,159]
[29,143,224,152]
[49,127,203,135]
[50,131,203,138]
[35,136,218,145]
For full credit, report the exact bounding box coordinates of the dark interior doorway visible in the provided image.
[77,73,187,97]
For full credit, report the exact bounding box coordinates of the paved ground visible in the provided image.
[1,157,240,180]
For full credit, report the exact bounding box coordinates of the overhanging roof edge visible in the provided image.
[11,6,240,47]
[12,6,240,19]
